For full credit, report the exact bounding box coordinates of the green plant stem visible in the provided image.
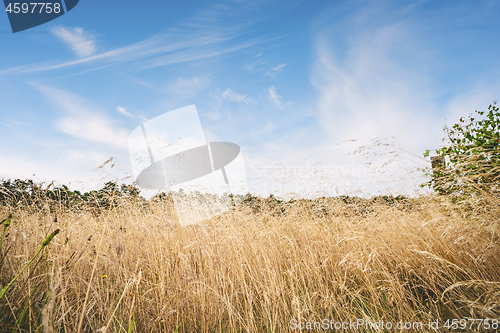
[0,245,44,301]
[12,278,42,333]
[0,225,6,253]
[0,229,59,301]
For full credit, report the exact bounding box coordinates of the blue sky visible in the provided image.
[1,0,500,198]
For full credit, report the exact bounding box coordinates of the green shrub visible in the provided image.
[423,103,500,198]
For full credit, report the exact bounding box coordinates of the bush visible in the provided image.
[0,179,143,212]
[423,103,500,198]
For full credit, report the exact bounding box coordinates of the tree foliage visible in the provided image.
[0,179,143,212]
[424,103,500,198]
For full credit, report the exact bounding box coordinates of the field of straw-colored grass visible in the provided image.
[1,193,499,332]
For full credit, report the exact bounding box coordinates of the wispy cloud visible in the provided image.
[55,116,127,149]
[204,112,222,120]
[1,1,285,77]
[0,34,210,75]
[0,32,272,77]
[167,76,210,94]
[52,26,97,57]
[272,64,286,71]
[267,86,283,108]
[136,37,268,71]
[266,63,287,77]
[116,106,134,118]
[310,7,440,149]
[33,84,129,149]
[211,88,253,103]
[240,4,445,197]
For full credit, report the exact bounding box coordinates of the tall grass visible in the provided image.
[0,190,499,332]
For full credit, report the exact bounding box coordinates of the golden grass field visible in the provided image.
[1,191,499,332]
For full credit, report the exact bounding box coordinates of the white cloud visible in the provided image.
[211,88,253,103]
[270,7,449,197]
[33,84,128,149]
[168,76,210,94]
[272,64,286,71]
[444,87,500,130]
[264,119,275,132]
[204,112,222,120]
[0,147,118,193]
[55,116,128,149]
[116,106,134,118]
[240,6,447,198]
[310,18,440,149]
[52,26,97,58]
[267,86,282,108]
[12,35,265,75]
[266,63,287,77]
[1,1,285,77]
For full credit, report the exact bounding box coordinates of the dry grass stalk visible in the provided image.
[0,191,499,332]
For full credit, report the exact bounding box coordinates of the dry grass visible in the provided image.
[0,192,499,332]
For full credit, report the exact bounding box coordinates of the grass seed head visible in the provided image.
[42,229,60,247]
[1,214,12,227]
